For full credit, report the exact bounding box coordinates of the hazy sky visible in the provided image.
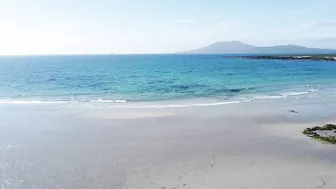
[0,0,335,55]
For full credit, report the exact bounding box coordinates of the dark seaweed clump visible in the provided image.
[303,124,336,144]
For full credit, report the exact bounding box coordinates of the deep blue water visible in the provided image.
[0,54,335,104]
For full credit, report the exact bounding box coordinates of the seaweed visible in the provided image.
[303,124,336,144]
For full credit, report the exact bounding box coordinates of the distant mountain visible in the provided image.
[179,41,336,54]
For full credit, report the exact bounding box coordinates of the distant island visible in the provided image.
[179,41,336,54]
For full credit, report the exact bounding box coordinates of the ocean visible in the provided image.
[0,54,335,107]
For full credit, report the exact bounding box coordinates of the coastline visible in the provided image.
[1,96,336,188]
[240,54,336,61]
[1,0,336,188]
[0,84,332,108]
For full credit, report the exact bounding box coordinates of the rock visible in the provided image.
[289,110,299,113]
[303,124,336,144]
[241,55,336,62]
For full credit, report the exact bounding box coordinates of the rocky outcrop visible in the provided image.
[242,55,336,62]
[303,124,336,144]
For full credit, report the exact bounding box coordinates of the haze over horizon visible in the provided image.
[1,0,336,55]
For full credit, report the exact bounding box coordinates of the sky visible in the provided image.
[0,0,335,55]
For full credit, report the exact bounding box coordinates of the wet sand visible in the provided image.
[1,98,336,189]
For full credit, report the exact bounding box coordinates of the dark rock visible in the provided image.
[303,124,336,144]
[289,110,299,113]
[241,55,336,62]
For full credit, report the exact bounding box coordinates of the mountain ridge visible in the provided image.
[179,41,336,54]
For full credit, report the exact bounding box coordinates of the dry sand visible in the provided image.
[0,98,336,189]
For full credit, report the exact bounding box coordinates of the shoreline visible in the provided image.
[240,54,336,61]
[0,88,329,109]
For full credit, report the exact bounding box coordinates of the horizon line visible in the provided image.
[1,41,336,56]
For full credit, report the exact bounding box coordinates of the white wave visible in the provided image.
[0,99,129,104]
[0,89,317,108]
[253,91,311,101]
[0,100,69,104]
[282,91,309,96]
[114,99,128,103]
[254,95,285,100]
[90,99,115,103]
[148,100,251,108]
[90,99,128,103]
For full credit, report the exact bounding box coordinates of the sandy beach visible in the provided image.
[1,97,336,189]
[1,0,336,188]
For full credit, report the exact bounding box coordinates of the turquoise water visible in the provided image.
[0,55,336,105]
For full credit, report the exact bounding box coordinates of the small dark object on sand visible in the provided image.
[289,110,299,113]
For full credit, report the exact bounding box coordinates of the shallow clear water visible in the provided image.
[0,54,335,105]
